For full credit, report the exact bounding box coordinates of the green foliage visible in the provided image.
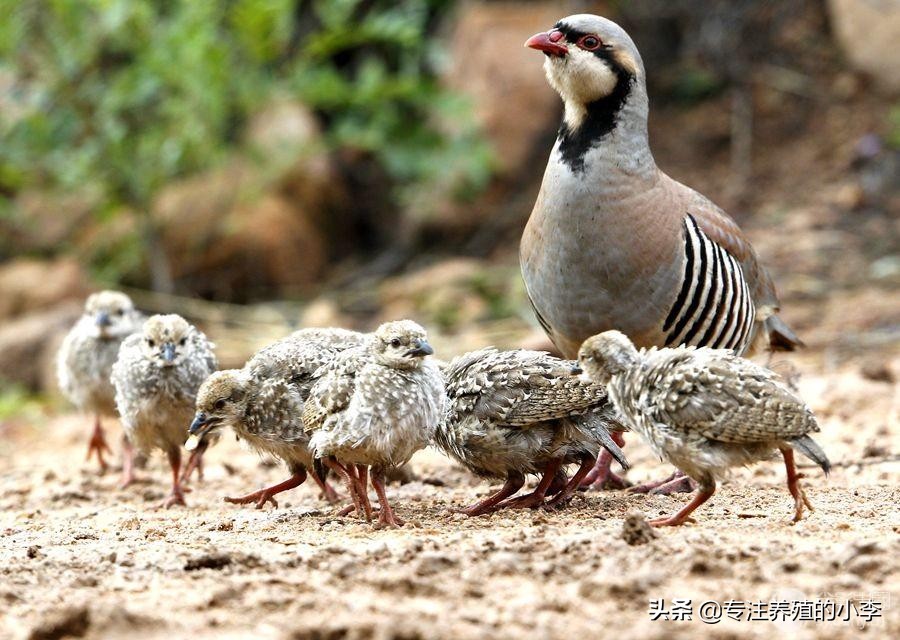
[888,104,900,150]
[0,0,491,275]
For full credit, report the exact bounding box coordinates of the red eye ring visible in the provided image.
[578,35,602,51]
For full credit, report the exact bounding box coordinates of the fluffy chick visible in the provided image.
[436,348,628,516]
[577,330,830,526]
[57,290,142,475]
[302,320,446,528]
[111,314,217,507]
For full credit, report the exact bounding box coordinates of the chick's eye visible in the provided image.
[579,35,601,50]
[116,309,125,316]
[147,339,155,348]
[390,338,401,348]
[214,399,226,410]
[179,337,187,346]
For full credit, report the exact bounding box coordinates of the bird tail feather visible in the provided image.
[312,457,329,484]
[765,315,804,352]
[582,411,629,470]
[789,435,831,475]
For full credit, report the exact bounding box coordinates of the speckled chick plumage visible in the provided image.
[246,327,368,400]
[112,314,217,455]
[577,331,830,488]
[57,291,141,416]
[302,320,446,469]
[436,348,627,479]
[193,369,316,473]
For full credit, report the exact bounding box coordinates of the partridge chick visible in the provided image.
[57,290,141,476]
[302,320,446,528]
[577,331,830,527]
[521,14,802,492]
[436,348,628,516]
[186,329,366,507]
[111,314,217,507]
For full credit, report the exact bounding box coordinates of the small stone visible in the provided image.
[184,553,232,571]
[28,606,90,640]
[621,512,658,546]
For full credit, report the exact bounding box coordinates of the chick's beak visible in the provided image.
[570,364,583,376]
[405,339,434,358]
[185,412,213,451]
[95,311,111,328]
[161,343,176,363]
[525,30,568,57]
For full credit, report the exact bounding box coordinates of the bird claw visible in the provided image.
[159,488,189,509]
[224,492,278,510]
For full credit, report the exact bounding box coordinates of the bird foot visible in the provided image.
[627,471,692,495]
[224,491,278,510]
[648,514,696,527]
[790,481,814,524]
[320,483,342,505]
[494,492,547,511]
[581,471,631,491]
[86,428,113,474]
[159,486,190,509]
[374,511,405,529]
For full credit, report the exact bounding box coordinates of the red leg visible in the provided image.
[371,467,404,528]
[119,434,137,488]
[86,415,112,474]
[580,432,630,490]
[545,456,595,510]
[355,465,374,520]
[648,482,715,527]
[309,467,341,504]
[494,458,563,511]
[545,470,568,497]
[456,472,526,517]
[627,469,694,495]
[160,448,189,508]
[224,469,307,509]
[325,458,367,521]
[781,447,814,523]
[180,438,209,486]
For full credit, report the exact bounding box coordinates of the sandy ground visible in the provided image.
[1,345,897,640]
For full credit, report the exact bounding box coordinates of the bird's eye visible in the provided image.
[116,309,125,316]
[179,337,187,346]
[147,339,155,348]
[390,338,401,348]
[214,399,227,410]
[579,35,602,50]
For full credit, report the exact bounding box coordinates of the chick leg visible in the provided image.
[180,437,209,485]
[119,434,138,488]
[456,471,526,517]
[309,467,341,504]
[545,456,595,510]
[371,467,404,528]
[225,468,308,509]
[781,447,814,523]
[326,458,367,521]
[86,415,113,474]
[354,465,374,520]
[160,447,189,508]
[648,482,715,527]
[579,432,631,490]
[494,458,563,511]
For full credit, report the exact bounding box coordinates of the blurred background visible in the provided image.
[0,0,897,410]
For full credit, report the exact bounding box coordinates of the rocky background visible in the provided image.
[0,1,898,638]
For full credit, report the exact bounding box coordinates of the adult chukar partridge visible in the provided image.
[576,331,830,527]
[521,14,801,492]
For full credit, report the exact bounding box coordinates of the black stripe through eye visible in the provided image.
[663,218,695,332]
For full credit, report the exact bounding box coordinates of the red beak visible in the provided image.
[525,30,568,57]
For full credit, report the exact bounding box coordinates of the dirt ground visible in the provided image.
[1,336,897,640]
